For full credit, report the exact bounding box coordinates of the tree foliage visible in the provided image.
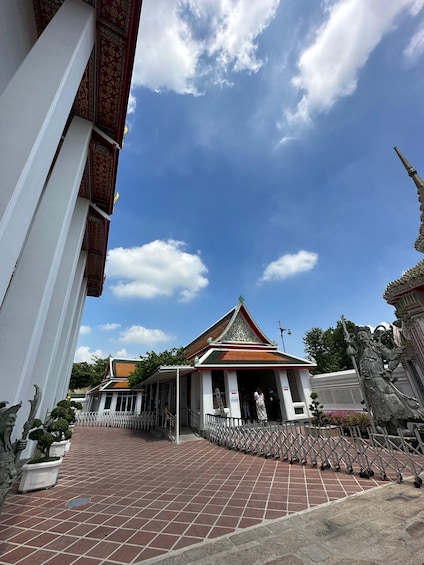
[70,356,109,390]
[303,319,356,374]
[128,347,189,388]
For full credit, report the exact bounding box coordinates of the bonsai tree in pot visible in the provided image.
[18,415,71,493]
[53,399,82,428]
[26,418,66,462]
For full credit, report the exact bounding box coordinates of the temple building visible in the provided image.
[88,301,316,438]
[383,148,424,404]
[87,358,142,414]
[0,0,142,443]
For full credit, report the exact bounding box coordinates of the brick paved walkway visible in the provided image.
[0,427,384,564]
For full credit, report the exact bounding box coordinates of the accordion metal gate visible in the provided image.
[205,415,424,488]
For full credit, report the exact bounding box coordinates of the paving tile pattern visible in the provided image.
[0,427,383,564]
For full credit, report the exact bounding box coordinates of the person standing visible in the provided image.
[241,393,251,422]
[254,387,267,424]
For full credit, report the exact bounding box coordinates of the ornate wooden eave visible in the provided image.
[33,0,142,297]
[84,205,110,296]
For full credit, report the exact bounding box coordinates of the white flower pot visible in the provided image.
[65,439,71,452]
[18,458,63,493]
[49,440,68,458]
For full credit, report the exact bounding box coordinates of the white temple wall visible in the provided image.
[309,365,417,413]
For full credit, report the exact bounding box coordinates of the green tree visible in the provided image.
[70,356,109,390]
[303,320,356,374]
[128,347,189,388]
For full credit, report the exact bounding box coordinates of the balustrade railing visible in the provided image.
[75,411,156,430]
[204,414,424,488]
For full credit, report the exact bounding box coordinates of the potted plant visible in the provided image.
[49,399,81,453]
[18,411,72,493]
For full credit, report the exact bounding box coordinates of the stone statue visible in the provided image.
[342,322,424,435]
[0,402,26,511]
[0,385,41,512]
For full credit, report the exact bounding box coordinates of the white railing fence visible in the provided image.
[75,411,156,430]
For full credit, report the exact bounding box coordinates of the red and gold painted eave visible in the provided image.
[33,0,142,296]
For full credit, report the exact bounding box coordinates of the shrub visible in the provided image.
[309,392,329,425]
[324,410,370,433]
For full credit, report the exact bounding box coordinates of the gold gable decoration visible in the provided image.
[222,312,262,343]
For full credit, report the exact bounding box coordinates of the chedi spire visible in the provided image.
[394,146,424,253]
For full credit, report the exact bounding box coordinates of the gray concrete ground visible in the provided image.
[143,481,424,565]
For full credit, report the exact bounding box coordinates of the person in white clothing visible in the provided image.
[254,387,267,424]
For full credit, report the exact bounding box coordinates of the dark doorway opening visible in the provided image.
[236,369,281,422]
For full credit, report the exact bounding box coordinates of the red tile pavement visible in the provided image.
[0,427,383,565]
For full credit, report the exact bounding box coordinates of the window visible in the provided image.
[116,392,136,412]
[287,370,301,402]
[104,393,112,410]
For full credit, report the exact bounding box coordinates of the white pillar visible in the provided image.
[98,393,107,416]
[135,393,143,414]
[199,370,213,431]
[279,369,297,421]
[0,0,95,302]
[24,117,91,408]
[176,368,181,444]
[225,370,241,418]
[44,198,88,404]
[299,370,312,405]
[0,117,91,420]
[55,272,87,402]
[38,199,90,410]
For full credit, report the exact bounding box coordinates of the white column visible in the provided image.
[98,393,107,416]
[0,0,95,302]
[135,393,143,414]
[55,273,87,402]
[199,370,213,431]
[279,369,296,421]
[299,369,312,407]
[37,199,90,411]
[273,370,287,421]
[225,370,241,418]
[0,117,91,416]
[176,368,181,444]
[25,117,91,408]
[110,394,118,413]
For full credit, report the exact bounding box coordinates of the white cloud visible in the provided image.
[74,345,105,363]
[119,326,175,345]
[115,348,130,358]
[106,239,209,302]
[79,325,91,335]
[259,250,318,283]
[404,22,424,59]
[99,323,121,331]
[287,0,424,124]
[132,0,280,95]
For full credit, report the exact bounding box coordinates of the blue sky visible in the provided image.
[75,0,424,363]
